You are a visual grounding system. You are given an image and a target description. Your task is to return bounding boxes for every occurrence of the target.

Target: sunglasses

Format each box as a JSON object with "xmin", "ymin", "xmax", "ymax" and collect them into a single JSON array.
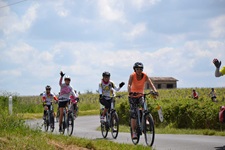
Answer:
[
  {"xmin": 136, "ymin": 68, "xmax": 143, "ymax": 71},
  {"xmin": 46, "ymin": 89, "xmax": 51, "ymax": 90}
]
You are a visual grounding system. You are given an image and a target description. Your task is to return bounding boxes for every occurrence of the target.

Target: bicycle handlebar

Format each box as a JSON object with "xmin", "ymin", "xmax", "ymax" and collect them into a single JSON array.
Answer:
[
  {"xmin": 102, "ymin": 95, "xmax": 124, "ymax": 99},
  {"xmin": 129, "ymin": 91, "xmax": 158, "ymax": 98}
]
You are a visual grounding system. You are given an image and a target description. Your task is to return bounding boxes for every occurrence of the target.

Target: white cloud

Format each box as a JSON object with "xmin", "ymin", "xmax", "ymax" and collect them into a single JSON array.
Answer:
[
  {"xmin": 123, "ymin": 23, "xmax": 147, "ymax": 40},
  {"xmin": 0, "ymin": 69, "xmax": 22, "ymax": 77},
  {"xmin": 210, "ymin": 15, "xmax": 225, "ymax": 38},
  {"xmin": 1, "ymin": 3, "xmax": 39, "ymax": 36},
  {"xmin": 97, "ymin": 0, "xmax": 125, "ymax": 22},
  {"xmin": 53, "ymin": 0, "xmax": 70, "ymax": 17},
  {"xmin": 131, "ymin": 0, "xmax": 161, "ymax": 10}
]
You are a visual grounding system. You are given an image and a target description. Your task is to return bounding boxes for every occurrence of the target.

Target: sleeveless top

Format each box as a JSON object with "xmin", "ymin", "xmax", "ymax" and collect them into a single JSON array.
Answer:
[{"xmin": 130, "ymin": 72, "xmax": 147, "ymax": 93}]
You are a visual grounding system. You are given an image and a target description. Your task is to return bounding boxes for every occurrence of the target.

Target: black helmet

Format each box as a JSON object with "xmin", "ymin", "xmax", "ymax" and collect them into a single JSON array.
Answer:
[
  {"xmin": 45, "ymin": 85, "xmax": 51, "ymax": 90},
  {"xmin": 102, "ymin": 71, "xmax": 110, "ymax": 77},
  {"xmin": 133, "ymin": 62, "xmax": 144, "ymax": 71}
]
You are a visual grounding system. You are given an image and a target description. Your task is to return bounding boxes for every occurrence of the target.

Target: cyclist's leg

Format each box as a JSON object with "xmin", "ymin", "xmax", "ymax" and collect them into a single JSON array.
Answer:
[
  {"xmin": 100, "ymin": 99, "xmax": 110, "ymax": 117},
  {"xmin": 43, "ymin": 104, "xmax": 48, "ymax": 119},
  {"xmin": 139, "ymin": 97, "xmax": 145, "ymax": 120},
  {"xmin": 58, "ymin": 101, "xmax": 67, "ymax": 131},
  {"xmin": 129, "ymin": 97, "xmax": 137, "ymax": 137}
]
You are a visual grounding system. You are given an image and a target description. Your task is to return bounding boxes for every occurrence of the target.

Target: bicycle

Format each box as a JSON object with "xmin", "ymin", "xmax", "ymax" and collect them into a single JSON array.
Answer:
[
  {"xmin": 129, "ymin": 91, "xmax": 158, "ymax": 147},
  {"xmin": 100, "ymin": 95, "xmax": 121, "ymax": 139},
  {"xmin": 59, "ymin": 101, "xmax": 74, "ymax": 136},
  {"xmin": 71, "ymin": 98, "xmax": 79, "ymax": 119},
  {"xmin": 43, "ymin": 101, "xmax": 55, "ymax": 132}
]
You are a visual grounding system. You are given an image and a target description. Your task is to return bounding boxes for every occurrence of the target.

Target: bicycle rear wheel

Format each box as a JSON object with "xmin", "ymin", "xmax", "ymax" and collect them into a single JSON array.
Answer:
[
  {"xmin": 67, "ymin": 112, "xmax": 74, "ymax": 136},
  {"xmin": 130, "ymin": 118, "xmax": 140, "ymax": 145},
  {"xmin": 111, "ymin": 112, "xmax": 119, "ymax": 139},
  {"xmin": 144, "ymin": 113, "xmax": 155, "ymax": 146}
]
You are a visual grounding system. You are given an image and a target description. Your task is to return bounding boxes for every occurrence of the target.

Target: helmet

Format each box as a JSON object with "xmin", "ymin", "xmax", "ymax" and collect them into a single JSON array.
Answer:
[
  {"xmin": 45, "ymin": 85, "xmax": 51, "ymax": 90},
  {"xmin": 64, "ymin": 76, "xmax": 71, "ymax": 81},
  {"xmin": 102, "ymin": 71, "xmax": 110, "ymax": 77},
  {"xmin": 133, "ymin": 62, "xmax": 144, "ymax": 71}
]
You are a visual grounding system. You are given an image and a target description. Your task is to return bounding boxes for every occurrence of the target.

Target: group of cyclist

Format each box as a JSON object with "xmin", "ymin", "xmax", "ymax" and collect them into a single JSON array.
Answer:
[
  {"xmin": 41, "ymin": 62, "xmax": 158, "ymax": 137},
  {"xmin": 99, "ymin": 62, "xmax": 159, "ymax": 139},
  {"xmin": 41, "ymin": 71, "xmax": 79, "ymax": 132},
  {"xmin": 41, "ymin": 58, "xmax": 224, "ymax": 138}
]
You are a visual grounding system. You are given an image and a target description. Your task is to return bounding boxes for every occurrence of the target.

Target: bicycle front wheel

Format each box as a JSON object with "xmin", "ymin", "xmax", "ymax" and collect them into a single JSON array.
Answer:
[
  {"xmin": 100, "ymin": 109, "xmax": 109, "ymax": 138},
  {"xmin": 111, "ymin": 112, "xmax": 119, "ymax": 139},
  {"xmin": 44, "ymin": 119, "xmax": 48, "ymax": 132},
  {"xmin": 50, "ymin": 112, "xmax": 55, "ymax": 132},
  {"xmin": 67, "ymin": 112, "xmax": 74, "ymax": 136},
  {"xmin": 44, "ymin": 112, "xmax": 49, "ymax": 132},
  {"xmin": 130, "ymin": 118, "xmax": 140, "ymax": 145},
  {"xmin": 144, "ymin": 113, "xmax": 155, "ymax": 147}
]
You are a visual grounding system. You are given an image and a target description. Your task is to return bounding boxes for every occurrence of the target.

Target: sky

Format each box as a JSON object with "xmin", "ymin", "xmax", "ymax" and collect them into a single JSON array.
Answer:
[{"xmin": 0, "ymin": 0, "xmax": 225, "ymax": 96}]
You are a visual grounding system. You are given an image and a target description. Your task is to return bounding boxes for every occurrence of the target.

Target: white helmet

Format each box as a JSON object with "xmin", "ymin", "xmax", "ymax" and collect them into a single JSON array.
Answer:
[{"xmin": 64, "ymin": 75, "xmax": 71, "ymax": 81}]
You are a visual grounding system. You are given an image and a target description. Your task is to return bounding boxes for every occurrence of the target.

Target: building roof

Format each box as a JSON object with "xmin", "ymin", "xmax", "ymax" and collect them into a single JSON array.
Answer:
[{"xmin": 150, "ymin": 77, "xmax": 178, "ymax": 81}]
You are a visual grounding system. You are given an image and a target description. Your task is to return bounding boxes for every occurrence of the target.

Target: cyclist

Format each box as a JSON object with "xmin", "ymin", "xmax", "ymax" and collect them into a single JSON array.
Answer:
[
  {"xmin": 70, "ymin": 90, "xmax": 79, "ymax": 117},
  {"xmin": 128, "ymin": 62, "xmax": 158, "ymax": 139},
  {"xmin": 209, "ymin": 88, "xmax": 217, "ymax": 102},
  {"xmin": 213, "ymin": 58, "xmax": 225, "ymax": 77},
  {"xmin": 98, "ymin": 71, "xmax": 125, "ymax": 123},
  {"xmin": 58, "ymin": 71, "xmax": 77, "ymax": 132},
  {"xmin": 42, "ymin": 85, "xmax": 58, "ymax": 120},
  {"xmin": 192, "ymin": 89, "xmax": 199, "ymax": 99}
]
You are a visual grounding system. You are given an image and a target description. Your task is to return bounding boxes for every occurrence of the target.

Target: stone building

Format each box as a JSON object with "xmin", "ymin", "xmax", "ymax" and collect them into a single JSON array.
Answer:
[{"xmin": 145, "ymin": 77, "xmax": 178, "ymax": 89}]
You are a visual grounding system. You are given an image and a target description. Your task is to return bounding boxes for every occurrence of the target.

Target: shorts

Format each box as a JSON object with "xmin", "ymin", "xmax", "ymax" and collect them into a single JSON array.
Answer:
[
  {"xmin": 100, "ymin": 98, "xmax": 111, "ymax": 109},
  {"xmin": 129, "ymin": 96, "xmax": 144, "ymax": 119},
  {"xmin": 58, "ymin": 101, "xmax": 68, "ymax": 108}
]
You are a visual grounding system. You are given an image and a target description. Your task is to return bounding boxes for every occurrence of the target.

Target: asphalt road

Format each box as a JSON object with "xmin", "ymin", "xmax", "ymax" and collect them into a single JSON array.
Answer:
[{"xmin": 26, "ymin": 115, "xmax": 225, "ymax": 150}]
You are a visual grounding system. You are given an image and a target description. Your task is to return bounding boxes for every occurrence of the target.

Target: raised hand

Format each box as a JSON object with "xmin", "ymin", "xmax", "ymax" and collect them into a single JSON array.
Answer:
[
  {"xmin": 60, "ymin": 71, "xmax": 65, "ymax": 77},
  {"xmin": 119, "ymin": 82, "xmax": 125, "ymax": 88},
  {"xmin": 213, "ymin": 58, "xmax": 221, "ymax": 68}
]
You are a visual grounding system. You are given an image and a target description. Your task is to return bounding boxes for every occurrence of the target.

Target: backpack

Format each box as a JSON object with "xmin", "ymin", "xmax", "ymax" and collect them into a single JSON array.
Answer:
[{"xmin": 219, "ymin": 106, "xmax": 225, "ymax": 123}]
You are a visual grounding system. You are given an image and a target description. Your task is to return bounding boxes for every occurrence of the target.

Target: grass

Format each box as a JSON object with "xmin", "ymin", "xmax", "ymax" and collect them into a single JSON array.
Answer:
[
  {"xmin": 0, "ymin": 111, "xmax": 151, "ymax": 150},
  {"xmin": 97, "ymin": 125, "xmax": 225, "ymax": 136}
]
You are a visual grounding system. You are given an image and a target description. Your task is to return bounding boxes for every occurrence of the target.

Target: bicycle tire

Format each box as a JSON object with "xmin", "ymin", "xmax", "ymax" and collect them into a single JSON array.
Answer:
[
  {"xmin": 50, "ymin": 111, "xmax": 55, "ymax": 132},
  {"xmin": 144, "ymin": 113, "xmax": 155, "ymax": 147},
  {"xmin": 67, "ymin": 112, "xmax": 74, "ymax": 136},
  {"xmin": 100, "ymin": 110, "xmax": 108, "ymax": 138},
  {"xmin": 44, "ymin": 119, "xmax": 48, "ymax": 132},
  {"xmin": 44, "ymin": 111, "xmax": 49, "ymax": 132},
  {"xmin": 61, "ymin": 110, "xmax": 66, "ymax": 135},
  {"xmin": 130, "ymin": 118, "xmax": 140, "ymax": 145},
  {"xmin": 111, "ymin": 112, "xmax": 119, "ymax": 139}
]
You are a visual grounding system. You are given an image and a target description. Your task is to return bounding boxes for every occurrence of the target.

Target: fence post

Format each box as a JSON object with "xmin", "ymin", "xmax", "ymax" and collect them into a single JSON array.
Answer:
[{"xmin": 9, "ymin": 96, "xmax": 13, "ymax": 115}]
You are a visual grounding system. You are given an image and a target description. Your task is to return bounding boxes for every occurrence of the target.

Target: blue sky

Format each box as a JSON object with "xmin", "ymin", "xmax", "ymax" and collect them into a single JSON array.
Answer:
[{"xmin": 0, "ymin": 0, "xmax": 225, "ymax": 96}]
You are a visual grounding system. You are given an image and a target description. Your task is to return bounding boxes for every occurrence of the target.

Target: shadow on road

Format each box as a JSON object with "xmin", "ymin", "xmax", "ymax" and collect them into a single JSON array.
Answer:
[{"xmin": 215, "ymin": 145, "xmax": 225, "ymax": 150}]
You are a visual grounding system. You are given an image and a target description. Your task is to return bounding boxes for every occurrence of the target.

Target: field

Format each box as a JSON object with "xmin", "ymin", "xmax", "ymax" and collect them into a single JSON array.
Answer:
[
  {"xmin": 1, "ymin": 87, "xmax": 225, "ymax": 149},
  {"xmin": 2, "ymin": 87, "xmax": 225, "ymax": 131}
]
